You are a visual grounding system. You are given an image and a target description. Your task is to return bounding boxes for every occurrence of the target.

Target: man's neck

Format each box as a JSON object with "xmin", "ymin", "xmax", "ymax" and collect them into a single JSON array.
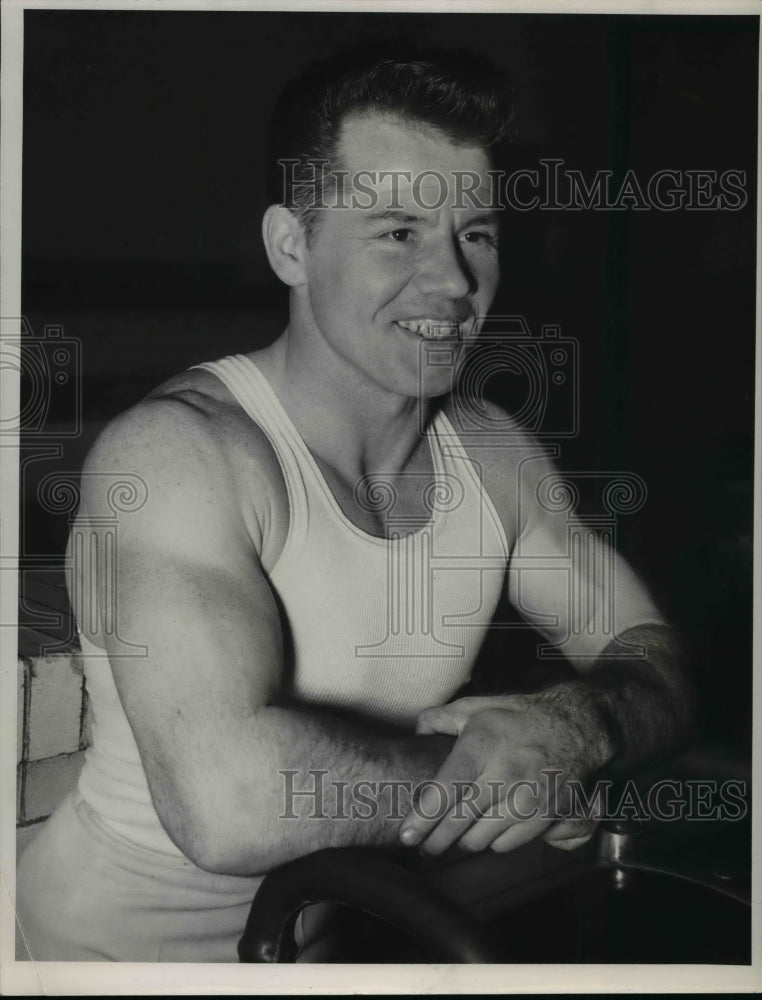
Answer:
[{"xmin": 249, "ymin": 329, "xmax": 439, "ymax": 481}]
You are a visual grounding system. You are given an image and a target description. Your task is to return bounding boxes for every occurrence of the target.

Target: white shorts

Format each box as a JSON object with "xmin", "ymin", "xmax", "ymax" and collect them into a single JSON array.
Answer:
[{"xmin": 15, "ymin": 790, "xmax": 262, "ymax": 962}]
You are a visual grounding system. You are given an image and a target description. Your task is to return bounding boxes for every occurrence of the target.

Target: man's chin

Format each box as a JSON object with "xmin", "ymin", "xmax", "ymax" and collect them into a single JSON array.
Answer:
[{"xmin": 415, "ymin": 373, "xmax": 458, "ymax": 402}]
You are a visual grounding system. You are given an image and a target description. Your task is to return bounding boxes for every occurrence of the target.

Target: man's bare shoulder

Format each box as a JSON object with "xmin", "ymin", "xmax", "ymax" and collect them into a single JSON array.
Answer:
[
  {"xmin": 80, "ymin": 365, "xmax": 287, "ymax": 550},
  {"xmin": 89, "ymin": 365, "xmax": 277, "ymax": 472}
]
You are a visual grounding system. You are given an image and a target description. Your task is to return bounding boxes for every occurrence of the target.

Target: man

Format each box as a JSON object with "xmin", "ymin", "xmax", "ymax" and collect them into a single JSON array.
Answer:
[{"xmin": 16, "ymin": 44, "xmax": 691, "ymax": 962}]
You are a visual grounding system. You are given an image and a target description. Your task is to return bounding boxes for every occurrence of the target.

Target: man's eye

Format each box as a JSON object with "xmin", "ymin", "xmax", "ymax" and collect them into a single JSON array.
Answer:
[
  {"xmin": 383, "ymin": 229, "xmax": 412, "ymax": 242},
  {"xmin": 461, "ymin": 230, "xmax": 498, "ymax": 247}
]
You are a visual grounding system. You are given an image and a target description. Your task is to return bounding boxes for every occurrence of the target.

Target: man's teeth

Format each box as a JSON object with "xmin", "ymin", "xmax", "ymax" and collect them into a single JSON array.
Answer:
[{"xmin": 397, "ymin": 320, "xmax": 460, "ymax": 339}]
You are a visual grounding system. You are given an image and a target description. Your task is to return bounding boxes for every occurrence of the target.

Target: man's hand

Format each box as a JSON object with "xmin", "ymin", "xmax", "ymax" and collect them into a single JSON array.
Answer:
[{"xmin": 399, "ymin": 692, "xmax": 609, "ymax": 855}]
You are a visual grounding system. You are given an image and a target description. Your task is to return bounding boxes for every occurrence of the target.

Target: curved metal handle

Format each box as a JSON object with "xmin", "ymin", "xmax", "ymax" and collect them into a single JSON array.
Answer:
[{"xmin": 238, "ymin": 847, "xmax": 496, "ymax": 963}]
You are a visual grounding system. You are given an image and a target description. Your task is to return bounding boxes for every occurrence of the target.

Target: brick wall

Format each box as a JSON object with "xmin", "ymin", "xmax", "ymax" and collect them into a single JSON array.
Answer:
[{"xmin": 17, "ymin": 651, "xmax": 90, "ymax": 829}]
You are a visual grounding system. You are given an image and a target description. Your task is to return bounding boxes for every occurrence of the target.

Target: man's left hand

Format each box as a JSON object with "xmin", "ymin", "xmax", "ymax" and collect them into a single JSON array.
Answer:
[{"xmin": 399, "ymin": 694, "xmax": 604, "ymax": 855}]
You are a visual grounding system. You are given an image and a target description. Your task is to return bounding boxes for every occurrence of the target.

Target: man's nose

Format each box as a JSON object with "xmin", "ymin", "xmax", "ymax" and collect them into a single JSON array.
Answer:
[{"xmin": 413, "ymin": 236, "xmax": 474, "ymax": 300}]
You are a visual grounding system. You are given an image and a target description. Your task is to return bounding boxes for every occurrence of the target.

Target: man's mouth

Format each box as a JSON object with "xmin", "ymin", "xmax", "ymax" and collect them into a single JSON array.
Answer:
[{"xmin": 395, "ymin": 319, "xmax": 464, "ymax": 340}]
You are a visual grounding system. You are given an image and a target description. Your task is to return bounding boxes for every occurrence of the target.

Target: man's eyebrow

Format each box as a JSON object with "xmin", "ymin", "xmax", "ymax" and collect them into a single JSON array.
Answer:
[
  {"xmin": 362, "ymin": 210, "xmax": 428, "ymax": 225},
  {"xmin": 361, "ymin": 210, "xmax": 500, "ymax": 227},
  {"xmin": 459, "ymin": 211, "xmax": 500, "ymax": 226}
]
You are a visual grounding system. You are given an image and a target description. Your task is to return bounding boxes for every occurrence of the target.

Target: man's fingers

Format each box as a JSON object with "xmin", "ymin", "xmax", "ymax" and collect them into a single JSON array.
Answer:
[
  {"xmin": 456, "ymin": 778, "xmax": 544, "ymax": 853},
  {"xmin": 488, "ymin": 815, "xmax": 552, "ymax": 853},
  {"xmin": 542, "ymin": 818, "xmax": 598, "ymax": 850},
  {"xmin": 415, "ymin": 779, "xmax": 505, "ymax": 855},
  {"xmin": 399, "ymin": 750, "xmax": 479, "ymax": 848},
  {"xmin": 546, "ymin": 835, "xmax": 595, "ymax": 852},
  {"xmin": 406, "ymin": 702, "xmax": 596, "ymax": 858},
  {"xmin": 415, "ymin": 706, "xmax": 459, "ymax": 736},
  {"xmin": 415, "ymin": 697, "xmax": 505, "ymax": 736}
]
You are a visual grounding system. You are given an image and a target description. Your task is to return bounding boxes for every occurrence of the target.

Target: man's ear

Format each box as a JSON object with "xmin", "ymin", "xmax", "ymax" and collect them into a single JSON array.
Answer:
[{"xmin": 261, "ymin": 205, "xmax": 308, "ymax": 287}]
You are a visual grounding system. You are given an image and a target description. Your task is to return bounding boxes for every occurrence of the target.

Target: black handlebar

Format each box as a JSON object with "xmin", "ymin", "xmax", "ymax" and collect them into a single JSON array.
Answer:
[{"xmin": 238, "ymin": 847, "xmax": 496, "ymax": 963}]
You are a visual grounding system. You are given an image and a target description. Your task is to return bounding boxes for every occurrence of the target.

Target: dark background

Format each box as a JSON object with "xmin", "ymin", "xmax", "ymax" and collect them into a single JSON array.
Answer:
[{"xmin": 20, "ymin": 11, "xmax": 757, "ymax": 754}]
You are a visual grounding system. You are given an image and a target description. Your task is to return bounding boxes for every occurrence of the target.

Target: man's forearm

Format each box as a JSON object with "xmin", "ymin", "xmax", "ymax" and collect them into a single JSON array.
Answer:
[
  {"xmin": 394, "ymin": 623, "xmax": 695, "ymax": 855},
  {"xmin": 539, "ymin": 623, "xmax": 695, "ymax": 776},
  {"xmin": 186, "ymin": 704, "xmax": 454, "ymax": 875}
]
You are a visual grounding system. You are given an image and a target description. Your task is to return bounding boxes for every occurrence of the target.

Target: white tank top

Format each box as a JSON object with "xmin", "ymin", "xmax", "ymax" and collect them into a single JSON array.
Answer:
[{"xmin": 77, "ymin": 353, "xmax": 509, "ymax": 855}]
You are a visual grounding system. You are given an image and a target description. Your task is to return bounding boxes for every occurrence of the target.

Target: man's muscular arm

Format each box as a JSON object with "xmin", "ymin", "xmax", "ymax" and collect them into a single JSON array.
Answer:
[
  {"xmin": 398, "ymin": 423, "xmax": 693, "ymax": 854},
  {"xmin": 78, "ymin": 398, "xmax": 451, "ymax": 876},
  {"xmin": 401, "ymin": 622, "xmax": 692, "ymax": 854}
]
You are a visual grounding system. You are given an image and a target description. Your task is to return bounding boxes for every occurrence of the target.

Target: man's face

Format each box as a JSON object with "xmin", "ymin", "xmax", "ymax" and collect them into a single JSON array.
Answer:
[{"xmin": 300, "ymin": 112, "xmax": 500, "ymax": 399}]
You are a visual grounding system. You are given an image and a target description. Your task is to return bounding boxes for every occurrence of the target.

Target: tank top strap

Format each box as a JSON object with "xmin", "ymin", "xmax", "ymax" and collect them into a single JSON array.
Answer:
[
  {"xmin": 192, "ymin": 355, "xmax": 508, "ymax": 560},
  {"xmin": 429, "ymin": 408, "xmax": 511, "ymax": 560},
  {"xmin": 191, "ymin": 354, "xmax": 312, "ymax": 557}
]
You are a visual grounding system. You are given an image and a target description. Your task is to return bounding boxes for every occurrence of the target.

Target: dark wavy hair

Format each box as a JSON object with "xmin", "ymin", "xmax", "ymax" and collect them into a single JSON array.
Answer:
[{"xmin": 267, "ymin": 41, "xmax": 516, "ymax": 240}]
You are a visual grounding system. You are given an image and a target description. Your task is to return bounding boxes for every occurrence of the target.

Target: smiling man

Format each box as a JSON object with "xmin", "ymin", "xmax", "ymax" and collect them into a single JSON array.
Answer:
[{"xmin": 16, "ymin": 44, "xmax": 692, "ymax": 962}]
